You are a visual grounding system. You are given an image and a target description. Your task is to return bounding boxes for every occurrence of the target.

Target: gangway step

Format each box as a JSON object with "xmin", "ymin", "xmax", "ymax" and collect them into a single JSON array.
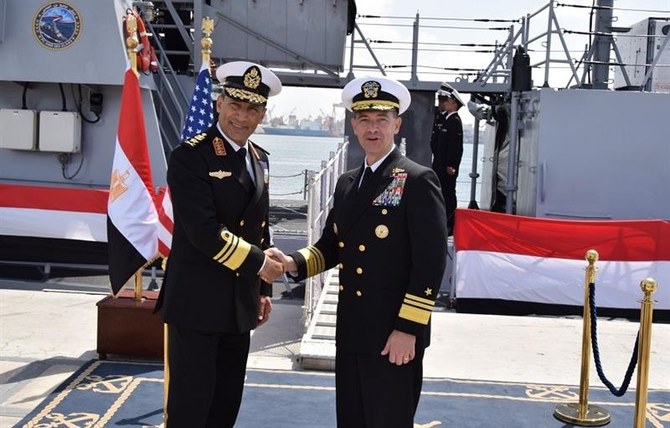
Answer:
[
  {"xmin": 320, "ymin": 304, "xmax": 337, "ymax": 315},
  {"xmin": 316, "ymin": 314, "xmax": 337, "ymax": 327},
  {"xmin": 300, "ymin": 269, "xmax": 339, "ymax": 370},
  {"xmin": 312, "ymin": 325, "xmax": 336, "ymax": 340},
  {"xmin": 323, "ymin": 294, "xmax": 338, "ymax": 304}
]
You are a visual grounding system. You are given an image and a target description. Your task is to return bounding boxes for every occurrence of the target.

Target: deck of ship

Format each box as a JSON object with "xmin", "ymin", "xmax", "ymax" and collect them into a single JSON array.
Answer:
[{"xmin": 1, "ymin": 270, "xmax": 668, "ymax": 426}]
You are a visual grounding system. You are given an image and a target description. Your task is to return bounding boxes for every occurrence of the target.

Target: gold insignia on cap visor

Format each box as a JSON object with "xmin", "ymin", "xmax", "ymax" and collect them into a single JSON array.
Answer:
[{"xmin": 224, "ymin": 88, "xmax": 268, "ymax": 105}]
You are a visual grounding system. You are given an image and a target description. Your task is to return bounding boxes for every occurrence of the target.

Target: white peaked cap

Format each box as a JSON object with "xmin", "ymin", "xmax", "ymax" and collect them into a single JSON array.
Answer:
[
  {"xmin": 342, "ymin": 76, "xmax": 411, "ymax": 115},
  {"xmin": 216, "ymin": 61, "xmax": 282, "ymax": 105}
]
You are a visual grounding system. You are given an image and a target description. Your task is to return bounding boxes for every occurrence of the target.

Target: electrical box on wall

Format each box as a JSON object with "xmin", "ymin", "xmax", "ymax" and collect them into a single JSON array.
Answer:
[
  {"xmin": 38, "ymin": 111, "xmax": 82, "ymax": 153},
  {"xmin": 0, "ymin": 109, "xmax": 37, "ymax": 150}
]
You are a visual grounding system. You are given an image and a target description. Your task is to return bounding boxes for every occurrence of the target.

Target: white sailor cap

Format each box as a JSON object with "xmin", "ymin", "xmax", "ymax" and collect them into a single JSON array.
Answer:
[
  {"xmin": 216, "ymin": 61, "xmax": 282, "ymax": 105},
  {"xmin": 436, "ymin": 82, "xmax": 464, "ymax": 108},
  {"xmin": 342, "ymin": 76, "xmax": 411, "ymax": 115}
]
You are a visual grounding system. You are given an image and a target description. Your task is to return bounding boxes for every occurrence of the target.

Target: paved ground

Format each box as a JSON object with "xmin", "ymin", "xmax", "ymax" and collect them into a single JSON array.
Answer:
[{"xmin": 1, "ymin": 273, "xmax": 668, "ymax": 427}]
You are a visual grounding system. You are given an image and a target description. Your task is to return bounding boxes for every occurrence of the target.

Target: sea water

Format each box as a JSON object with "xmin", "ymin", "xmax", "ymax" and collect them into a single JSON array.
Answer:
[{"xmin": 252, "ymin": 133, "xmax": 483, "ymax": 206}]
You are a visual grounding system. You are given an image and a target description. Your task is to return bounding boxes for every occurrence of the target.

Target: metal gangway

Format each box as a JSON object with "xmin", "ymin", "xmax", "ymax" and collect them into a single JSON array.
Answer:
[{"xmin": 292, "ymin": 139, "xmax": 349, "ymax": 370}]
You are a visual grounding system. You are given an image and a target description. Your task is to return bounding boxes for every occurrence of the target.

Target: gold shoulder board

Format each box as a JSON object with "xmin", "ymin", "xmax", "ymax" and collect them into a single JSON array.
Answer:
[{"xmin": 183, "ymin": 132, "xmax": 208, "ymax": 149}]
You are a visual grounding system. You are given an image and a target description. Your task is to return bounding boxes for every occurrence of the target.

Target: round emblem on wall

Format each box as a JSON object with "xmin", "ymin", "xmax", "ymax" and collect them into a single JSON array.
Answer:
[{"xmin": 33, "ymin": 2, "xmax": 82, "ymax": 50}]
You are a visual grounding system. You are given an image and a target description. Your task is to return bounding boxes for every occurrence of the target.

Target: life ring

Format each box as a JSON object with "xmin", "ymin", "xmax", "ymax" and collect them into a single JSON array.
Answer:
[{"xmin": 123, "ymin": 9, "xmax": 158, "ymax": 73}]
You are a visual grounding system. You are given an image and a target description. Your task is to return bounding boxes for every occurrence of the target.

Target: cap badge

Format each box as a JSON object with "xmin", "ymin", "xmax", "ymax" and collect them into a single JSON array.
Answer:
[
  {"xmin": 361, "ymin": 81, "xmax": 380, "ymax": 99},
  {"xmin": 243, "ymin": 66, "xmax": 261, "ymax": 90}
]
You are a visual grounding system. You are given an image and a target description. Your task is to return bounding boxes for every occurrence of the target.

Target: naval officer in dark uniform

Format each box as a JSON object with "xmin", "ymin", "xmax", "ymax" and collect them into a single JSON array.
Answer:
[
  {"xmin": 430, "ymin": 82, "xmax": 465, "ymax": 236},
  {"xmin": 268, "ymin": 77, "xmax": 448, "ymax": 427},
  {"xmin": 156, "ymin": 61, "xmax": 285, "ymax": 428}
]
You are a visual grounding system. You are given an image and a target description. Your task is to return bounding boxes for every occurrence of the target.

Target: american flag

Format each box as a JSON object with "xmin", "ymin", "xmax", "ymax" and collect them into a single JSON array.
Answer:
[
  {"xmin": 159, "ymin": 63, "xmax": 215, "ymax": 257},
  {"xmin": 180, "ymin": 63, "xmax": 214, "ymax": 140}
]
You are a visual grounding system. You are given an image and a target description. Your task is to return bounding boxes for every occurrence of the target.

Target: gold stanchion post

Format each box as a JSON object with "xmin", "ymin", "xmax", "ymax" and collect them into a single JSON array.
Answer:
[
  {"xmin": 633, "ymin": 278, "xmax": 657, "ymax": 427},
  {"xmin": 554, "ymin": 249, "xmax": 611, "ymax": 426}
]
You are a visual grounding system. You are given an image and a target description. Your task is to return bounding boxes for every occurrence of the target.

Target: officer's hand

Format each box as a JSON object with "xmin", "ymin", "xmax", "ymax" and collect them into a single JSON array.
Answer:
[
  {"xmin": 380, "ymin": 330, "xmax": 416, "ymax": 366},
  {"xmin": 265, "ymin": 247, "xmax": 297, "ymax": 273},
  {"xmin": 259, "ymin": 255, "xmax": 284, "ymax": 283},
  {"xmin": 257, "ymin": 295, "xmax": 272, "ymax": 327}
]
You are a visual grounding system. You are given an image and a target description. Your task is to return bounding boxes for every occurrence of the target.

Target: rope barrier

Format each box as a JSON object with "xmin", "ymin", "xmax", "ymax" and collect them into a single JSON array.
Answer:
[
  {"xmin": 588, "ymin": 282, "xmax": 640, "ymax": 397},
  {"xmin": 270, "ymin": 172, "xmax": 305, "ymax": 179},
  {"xmin": 271, "ymin": 190, "xmax": 304, "ymax": 196}
]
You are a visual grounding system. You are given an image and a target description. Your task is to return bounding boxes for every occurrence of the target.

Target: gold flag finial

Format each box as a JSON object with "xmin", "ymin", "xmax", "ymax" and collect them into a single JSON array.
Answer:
[
  {"xmin": 201, "ymin": 17, "xmax": 214, "ymax": 67},
  {"xmin": 125, "ymin": 12, "xmax": 139, "ymax": 75}
]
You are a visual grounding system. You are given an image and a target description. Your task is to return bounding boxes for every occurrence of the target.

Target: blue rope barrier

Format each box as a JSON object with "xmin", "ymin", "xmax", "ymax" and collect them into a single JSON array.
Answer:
[{"xmin": 588, "ymin": 282, "xmax": 639, "ymax": 397}]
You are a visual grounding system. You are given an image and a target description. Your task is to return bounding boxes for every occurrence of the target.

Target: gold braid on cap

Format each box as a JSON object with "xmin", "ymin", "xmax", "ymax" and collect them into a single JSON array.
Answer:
[
  {"xmin": 224, "ymin": 87, "xmax": 268, "ymax": 104},
  {"xmin": 351, "ymin": 100, "xmax": 399, "ymax": 111}
]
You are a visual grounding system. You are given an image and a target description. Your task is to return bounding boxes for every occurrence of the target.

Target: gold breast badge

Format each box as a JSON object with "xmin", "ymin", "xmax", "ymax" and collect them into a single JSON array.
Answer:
[{"xmin": 209, "ymin": 170, "xmax": 232, "ymax": 179}]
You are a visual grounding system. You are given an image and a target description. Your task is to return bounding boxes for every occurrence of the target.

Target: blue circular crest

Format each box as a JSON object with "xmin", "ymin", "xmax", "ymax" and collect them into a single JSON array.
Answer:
[{"xmin": 33, "ymin": 2, "xmax": 82, "ymax": 50}]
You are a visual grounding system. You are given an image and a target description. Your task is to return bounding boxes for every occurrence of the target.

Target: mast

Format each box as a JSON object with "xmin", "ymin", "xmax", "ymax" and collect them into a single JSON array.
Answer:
[{"xmin": 592, "ymin": 0, "xmax": 614, "ymax": 88}]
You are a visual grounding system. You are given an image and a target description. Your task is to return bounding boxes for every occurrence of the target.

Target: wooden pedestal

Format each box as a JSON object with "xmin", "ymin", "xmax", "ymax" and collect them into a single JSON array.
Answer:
[{"xmin": 96, "ymin": 290, "xmax": 164, "ymax": 359}]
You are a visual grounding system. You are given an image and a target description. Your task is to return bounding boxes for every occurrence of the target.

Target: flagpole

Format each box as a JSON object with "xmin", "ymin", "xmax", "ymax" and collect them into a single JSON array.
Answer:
[
  {"xmin": 127, "ymin": 12, "xmax": 142, "ymax": 301},
  {"xmin": 134, "ymin": 271, "xmax": 143, "ymax": 301}
]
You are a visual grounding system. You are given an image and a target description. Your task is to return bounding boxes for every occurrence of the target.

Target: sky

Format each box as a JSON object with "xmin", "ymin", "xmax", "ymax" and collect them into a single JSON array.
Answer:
[{"xmin": 270, "ymin": 0, "xmax": 669, "ymax": 125}]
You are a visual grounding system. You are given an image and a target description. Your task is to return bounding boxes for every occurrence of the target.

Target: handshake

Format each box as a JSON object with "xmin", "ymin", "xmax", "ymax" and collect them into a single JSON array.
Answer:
[{"xmin": 258, "ymin": 247, "xmax": 297, "ymax": 283}]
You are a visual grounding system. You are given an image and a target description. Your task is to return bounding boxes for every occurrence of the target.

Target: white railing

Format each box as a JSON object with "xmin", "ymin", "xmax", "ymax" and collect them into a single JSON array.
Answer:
[{"xmin": 303, "ymin": 138, "xmax": 349, "ymax": 324}]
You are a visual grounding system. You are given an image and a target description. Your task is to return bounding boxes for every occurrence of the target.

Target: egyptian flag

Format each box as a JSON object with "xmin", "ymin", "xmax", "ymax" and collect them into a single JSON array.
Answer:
[
  {"xmin": 454, "ymin": 209, "xmax": 670, "ymax": 313},
  {"xmin": 107, "ymin": 69, "xmax": 159, "ymax": 295}
]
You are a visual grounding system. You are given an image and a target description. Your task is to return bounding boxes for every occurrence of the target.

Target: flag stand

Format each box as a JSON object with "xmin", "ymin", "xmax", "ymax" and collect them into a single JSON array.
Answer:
[
  {"xmin": 96, "ymin": 288, "xmax": 163, "ymax": 359},
  {"xmin": 97, "ymin": 265, "xmax": 163, "ymax": 359}
]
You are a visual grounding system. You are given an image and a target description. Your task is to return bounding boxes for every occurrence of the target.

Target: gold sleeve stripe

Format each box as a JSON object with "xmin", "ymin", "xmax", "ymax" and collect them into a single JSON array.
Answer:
[
  {"xmin": 405, "ymin": 293, "xmax": 435, "ymax": 306},
  {"xmin": 309, "ymin": 246, "xmax": 325, "ymax": 273},
  {"xmin": 300, "ymin": 247, "xmax": 318, "ymax": 276},
  {"xmin": 298, "ymin": 246, "xmax": 325, "ymax": 277},
  {"xmin": 403, "ymin": 297, "xmax": 433, "ymax": 311},
  {"xmin": 214, "ymin": 230, "xmax": 252, "ymax": 270},
  {"xmin": 214, "ymin": 232, "xmax": 236, "ymax": 261},
  {"xmin": 399, "ymin": 304, "xmax": 431, "ymax": 325},
  {"xmin": 223, "ymin": 238, "xmax": 251, "ymax": 270}
]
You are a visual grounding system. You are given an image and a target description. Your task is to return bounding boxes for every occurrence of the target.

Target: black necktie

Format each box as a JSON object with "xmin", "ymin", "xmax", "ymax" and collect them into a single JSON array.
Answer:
[
  {"xmin": 358, "ymin": 166, "xmax": 372, "ymax": 192},
  {"xmin": 237, "ymin": 148, "xmax": 254, "ymax": 192}
]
